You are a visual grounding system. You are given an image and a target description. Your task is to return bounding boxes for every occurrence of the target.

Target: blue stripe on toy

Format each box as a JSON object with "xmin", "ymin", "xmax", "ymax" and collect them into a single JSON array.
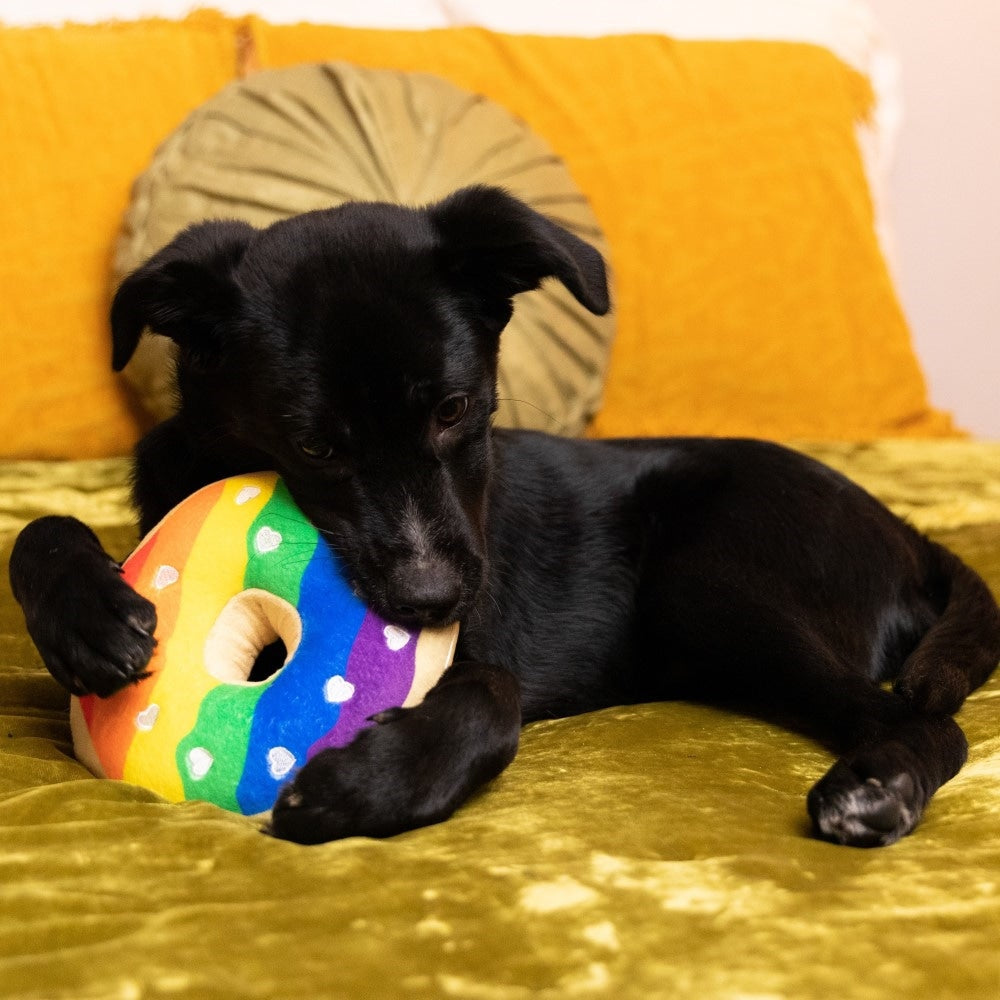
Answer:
[
  {"xmin": 235, "ymin": 539, "xmax": 367, "ymax": 814},
  {"xmin": 307, "ymin": 611, "xmax": 416, "ymax": 756}
]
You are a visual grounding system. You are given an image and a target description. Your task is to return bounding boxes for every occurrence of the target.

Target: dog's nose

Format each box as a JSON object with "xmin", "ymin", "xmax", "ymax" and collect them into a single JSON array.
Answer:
[{"xmin": 386, "ymin": 559, "xmax": 463, "ymax": 625}]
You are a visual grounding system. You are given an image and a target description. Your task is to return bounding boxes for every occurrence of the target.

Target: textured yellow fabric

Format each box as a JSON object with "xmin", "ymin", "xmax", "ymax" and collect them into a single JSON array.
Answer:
[
  {"xmin": 249, "ymin": 23, "xmax": 957, "ymax": 440},
  {"xmin": 0, "ymin": 14, "xmax": 240, "ymax": 459},
  {"xmin": 0, "ymin": 442, "xmax": 997, "ymax": 998}
]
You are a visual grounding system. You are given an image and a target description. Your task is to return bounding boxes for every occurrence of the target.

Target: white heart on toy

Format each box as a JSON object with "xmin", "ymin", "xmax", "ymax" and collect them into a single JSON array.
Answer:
[
  {"xmin": 186, "ymin": 747, "xmax": 214, "ymax": 780},
  {"xmin": 383, "ymin": 625, "xmax": 411, "ymax": 652},
  {"xmin": 255, "ymin": 526, "xmax": 283, "ymax": 554},
  {"xmin": 135, "ymin": 703, "xmax": 159, "ymax": 731},
  {"xmin": 324, "ymin": 676, "xmax": 355, "ymax": 704},
  {"xmin": 153, "ymin": 565, "xmax": 179, "ymax": 590},
  {"xmin": 267, "ymin": 746, "xmax": 296, "ymax": 780},
  {"xmin": 235, "ymin": 486, "xmax": 261, "ymax": 506}
]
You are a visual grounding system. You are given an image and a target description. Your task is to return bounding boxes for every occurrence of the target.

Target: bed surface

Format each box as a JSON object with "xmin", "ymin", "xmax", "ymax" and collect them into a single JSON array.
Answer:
[{"xmin": 1, "ymin": 441, "xmax": 998, "ymax": 999}]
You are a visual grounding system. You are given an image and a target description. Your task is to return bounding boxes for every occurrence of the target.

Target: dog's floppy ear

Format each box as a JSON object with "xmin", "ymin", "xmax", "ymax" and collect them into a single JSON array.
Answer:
[
  {"xmin": 110, "ymin": 220, "xmax": 255, "ymax": 371},
  {"xmin": 429, "ymin": 186, "xmax": 610, "ymax": 333}
]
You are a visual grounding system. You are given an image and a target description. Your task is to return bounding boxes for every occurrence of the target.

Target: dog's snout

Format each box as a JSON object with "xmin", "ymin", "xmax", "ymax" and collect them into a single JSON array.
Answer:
[{"xmin": 386, "ymin": 558, "xmax": 463, "ymax": 625}]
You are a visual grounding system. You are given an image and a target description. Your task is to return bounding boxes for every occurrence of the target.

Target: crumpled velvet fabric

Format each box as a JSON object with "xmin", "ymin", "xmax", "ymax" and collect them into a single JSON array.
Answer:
[{"xmin": 1, "ymin": 442, "xmax": 997, "ymax": 999}]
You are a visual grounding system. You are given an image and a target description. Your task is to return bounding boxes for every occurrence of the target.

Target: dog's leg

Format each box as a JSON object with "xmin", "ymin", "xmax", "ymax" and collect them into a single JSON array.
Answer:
[
  {"xmin": 638, "ymin": 580, "xmax": 986, "ymax": 848},
  {"xmin": 268, "ymin": 661, "xmax": 521, "ymax": 843},
  {"xmin": 778, "ymin": 663, "xmax": 970, "ymax": 847},
  {"xmin": 808, "ymin": 544, "xmax": 1000, "ymax": 847},
  {"xmin": 721, "ymin": 638, "xmax": 972, "ymax": 848},
  {"xmin": 807, "ymin": 704, "xmax": 969, "ymax": 848},
  {"xmin": 749, "ymin": 640, "xmax": 974, "ymax": 847},
  {"xmin": 792, "ymin": 666, "xmax": 972, "ymax": 847},
  {"xmin": 9, "ymin": 515, "xmax": 157, "ymax": 696},
  {"xmin": 713, "ymin": 630, "xmax": 975, "ymax": 847}
]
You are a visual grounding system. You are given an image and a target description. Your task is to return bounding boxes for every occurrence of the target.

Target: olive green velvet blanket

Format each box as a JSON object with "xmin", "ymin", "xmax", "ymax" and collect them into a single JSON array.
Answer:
[{"xmin": 1, "ymin": 442, "xmax": 998, "ymax": 1000}]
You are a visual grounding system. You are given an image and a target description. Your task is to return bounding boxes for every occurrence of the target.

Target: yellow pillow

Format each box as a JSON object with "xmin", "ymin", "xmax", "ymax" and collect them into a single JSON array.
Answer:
[
  {"xmin": 0, "ymin": 13, "xmax": 239, "ymax": 459},
  {"xmin": 249, "ymin": 21, "xmax": 956, "ymax": 440}
]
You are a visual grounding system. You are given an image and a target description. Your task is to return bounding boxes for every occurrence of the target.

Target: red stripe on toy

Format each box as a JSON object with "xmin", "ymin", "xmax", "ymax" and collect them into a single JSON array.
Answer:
[{"xmin": 122, "ymin": 528, "xmax": 158, "ymax": 588}]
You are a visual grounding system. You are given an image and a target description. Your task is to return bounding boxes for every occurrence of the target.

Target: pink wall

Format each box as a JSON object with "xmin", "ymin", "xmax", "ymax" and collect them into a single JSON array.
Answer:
[{"xmin": 868, "ymin": 0, "xmax": 1000, "ymax": 438}]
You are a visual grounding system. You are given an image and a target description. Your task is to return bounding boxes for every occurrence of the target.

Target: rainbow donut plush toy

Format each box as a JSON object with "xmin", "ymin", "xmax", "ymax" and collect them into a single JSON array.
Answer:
[{"xmin": 70, "ymin": 473, "xmax": 458, "ymax": 816}]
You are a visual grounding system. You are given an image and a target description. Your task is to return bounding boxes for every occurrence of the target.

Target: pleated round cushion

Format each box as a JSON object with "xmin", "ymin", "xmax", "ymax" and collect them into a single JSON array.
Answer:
[{"xmin": 113, "ymin": 61, "xmax": 615, "ymax": 436}]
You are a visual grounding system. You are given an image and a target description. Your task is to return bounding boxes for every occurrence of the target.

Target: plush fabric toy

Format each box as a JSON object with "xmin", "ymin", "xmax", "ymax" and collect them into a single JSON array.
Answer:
[{"xmin": 70, "ymin": 473, "xmax": 458, "ymax": 815}]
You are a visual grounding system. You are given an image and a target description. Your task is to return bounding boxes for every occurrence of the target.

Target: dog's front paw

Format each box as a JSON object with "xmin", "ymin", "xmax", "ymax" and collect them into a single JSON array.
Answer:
[
  {"xmin": 27, "ymin": 554, "xmax": 157, "ymax": 698},
  {"xmin": 268, "ymin": 763, "xmax": 359, "ymax": 845},
  {"xmin": 11, "ymin": 515, "xmax": 158, "ymax": 697},
  {"xmin": 267, "ymin": 711, "xmax": 435, "ymax": 844},
  {"xmin": 807, "ymin": 753, "xmax": 927, "ymax": 848},
  {"xmin": 268, "ymin": 662, "xmax": 521, "ymax": 844}
]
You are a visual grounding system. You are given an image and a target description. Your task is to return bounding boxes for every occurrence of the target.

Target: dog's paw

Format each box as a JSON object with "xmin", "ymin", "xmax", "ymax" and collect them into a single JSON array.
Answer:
[
  {"xmin": 267, "ymin": 716, "xmax": 429, "ymax": 845},
  {"xmin": 807, "ymin": 756, "xmax": 926, "ymax": 848},
  {"xmin": 28, "ymin": 557, "xmax": 157, "ymax": 698},
  {"xmin": 267, "ymin": 768, "xmax": 358, "ymax": 845},
  {"xmin": 267, "ymin": 661, "xmax": 521, "ymax": 845}
]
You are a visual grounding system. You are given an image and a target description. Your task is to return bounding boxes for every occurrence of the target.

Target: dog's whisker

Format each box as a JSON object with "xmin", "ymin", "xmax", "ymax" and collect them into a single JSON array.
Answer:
[{"xmin": 495, "ymin": 396, "xmax": 563, "ymax": 429}]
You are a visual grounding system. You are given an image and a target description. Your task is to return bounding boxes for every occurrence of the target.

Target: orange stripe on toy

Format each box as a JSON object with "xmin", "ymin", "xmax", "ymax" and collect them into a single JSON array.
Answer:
[
  {"xmin": 87, "ymin": 480, "xmax": 228, "ymax": 780},
  {"xmin": 122, "ymin": 475, "xmax": 276, "ymax": 799}
]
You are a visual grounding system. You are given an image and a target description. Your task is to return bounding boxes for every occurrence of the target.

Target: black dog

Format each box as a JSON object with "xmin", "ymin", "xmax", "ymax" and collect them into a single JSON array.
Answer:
[{"xmin": 10, "ymin": 186, "xmax": 1000, "ymax": 847}]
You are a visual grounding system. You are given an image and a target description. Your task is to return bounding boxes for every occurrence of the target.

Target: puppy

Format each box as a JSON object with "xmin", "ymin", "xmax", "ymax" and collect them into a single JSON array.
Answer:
[{"xmin": 10, "ymin": 186, "xmax": 1000, "ymax": 847}]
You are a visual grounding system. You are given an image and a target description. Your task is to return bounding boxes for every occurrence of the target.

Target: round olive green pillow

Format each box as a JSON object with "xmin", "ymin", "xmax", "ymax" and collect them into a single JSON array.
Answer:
[{"xmin": 113, "ymin": 61, "xmax": 615, "ymax": 435}]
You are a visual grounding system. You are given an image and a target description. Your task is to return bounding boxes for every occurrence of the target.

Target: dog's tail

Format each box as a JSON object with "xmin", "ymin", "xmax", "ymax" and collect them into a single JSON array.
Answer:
[{"xmin": 895, "ymin": 541, "xmax": 1000, "ymax": 715}]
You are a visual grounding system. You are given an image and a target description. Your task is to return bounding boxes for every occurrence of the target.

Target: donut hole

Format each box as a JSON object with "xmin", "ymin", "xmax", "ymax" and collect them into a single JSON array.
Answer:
[
  {"xmin": 203, "ymin": 589, "xmax": 303, "ymax": 686},
  {"xmin": 248, "ymin": 639, "xmax": 288, "ymax": 683}
]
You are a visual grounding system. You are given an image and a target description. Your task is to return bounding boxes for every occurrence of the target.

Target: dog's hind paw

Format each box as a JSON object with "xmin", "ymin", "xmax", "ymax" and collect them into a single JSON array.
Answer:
[{"xmin": 806, "ymin": 756, "xmax": 925, "ymax": 848}]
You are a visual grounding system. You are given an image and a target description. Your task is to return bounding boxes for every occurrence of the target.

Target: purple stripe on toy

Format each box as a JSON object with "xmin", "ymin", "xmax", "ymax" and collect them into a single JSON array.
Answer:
[{"xmin": 306, "ymin": 613, "xmax": 417, "ymax": 756}]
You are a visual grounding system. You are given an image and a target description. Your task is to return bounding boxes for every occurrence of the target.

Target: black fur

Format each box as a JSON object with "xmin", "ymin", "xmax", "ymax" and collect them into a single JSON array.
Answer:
[{"xmin": 10, "ymin": 186, "xmax": 1000, "ymax": 847}]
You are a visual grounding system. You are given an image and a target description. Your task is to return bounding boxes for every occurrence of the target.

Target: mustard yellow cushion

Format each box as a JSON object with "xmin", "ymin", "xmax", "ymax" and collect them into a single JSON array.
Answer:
[
  {"xmin": 0, "ymin": 14, "xmax": 240, "ymax": 459},
  {"xmin": 248, "ymin": 22, "xmax": 957, "ymax": 440},
  {"xmin": 112, "ymin": 61, "xmax": 614, "ymax": 436}
]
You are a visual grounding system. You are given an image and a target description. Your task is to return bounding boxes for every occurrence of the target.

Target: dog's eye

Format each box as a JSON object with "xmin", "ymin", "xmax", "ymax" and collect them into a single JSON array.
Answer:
[
  {"xmin": 435, "ymin": 394, "xmax": 469, "ymax": 429},
  {"xmin": 296, "ymin": 438, "xmax": 335, "ymax": 461}
]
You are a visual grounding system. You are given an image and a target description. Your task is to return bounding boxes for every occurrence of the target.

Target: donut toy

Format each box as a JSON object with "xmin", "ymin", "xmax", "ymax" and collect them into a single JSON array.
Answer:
[{"xmin": 70, "ymin": 473, "xmax": 459, "ymax": 816}]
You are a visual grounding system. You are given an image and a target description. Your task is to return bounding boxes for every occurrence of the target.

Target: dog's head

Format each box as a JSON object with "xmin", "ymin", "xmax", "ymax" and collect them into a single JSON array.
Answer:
[{"xmin": 111, "ymin": 186, "xmax": 609, "ymax": 626}]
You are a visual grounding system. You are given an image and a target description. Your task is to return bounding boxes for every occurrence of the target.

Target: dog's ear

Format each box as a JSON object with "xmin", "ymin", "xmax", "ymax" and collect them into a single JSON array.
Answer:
[
  {"xmin": 429, "ymin": 186, "xmax": 610, "ymax": 334},
  {"xmin": 110, "ymin": 220, "xmax": 255, "ymax": 371}
]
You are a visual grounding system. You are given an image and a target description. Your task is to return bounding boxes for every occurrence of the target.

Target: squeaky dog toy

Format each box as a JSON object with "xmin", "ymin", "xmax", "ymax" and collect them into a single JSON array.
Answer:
[{"xmin": 71, "ymin": 473, "xmax": 459, "ymax": 815}]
